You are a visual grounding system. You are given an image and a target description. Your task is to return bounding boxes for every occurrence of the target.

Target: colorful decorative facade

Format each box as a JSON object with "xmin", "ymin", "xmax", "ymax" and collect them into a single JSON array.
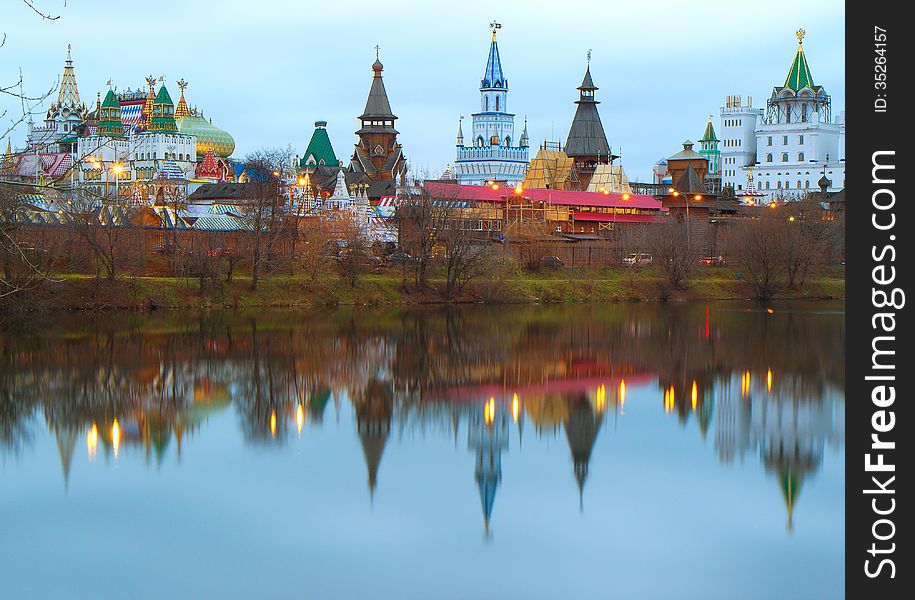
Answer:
[
  {"xmin": 8, "ymin": 47, "xmax": 236, "ymax": 203},
  {"xmin": 453, "ymin": 24, "xmax": 529, "ymax": 186}
]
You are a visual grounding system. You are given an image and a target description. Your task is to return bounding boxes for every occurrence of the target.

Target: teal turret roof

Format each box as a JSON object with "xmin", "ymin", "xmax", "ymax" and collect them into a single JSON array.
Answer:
[
  {"xmin": 783, "ymin": 30, "xmax": 815, "ymax": 92},
  {"xmin": 700, "ymin": 117, "xmax": 718, "ymax": 142},
  {"xmin": 155, "ymin": 85, "xmax": 174, "ymax": 106},
  {"xmin": 481, "ymin": 27, "xmax": 506, "ymax": 90},
  {"xmin": 300, "ymin": 121, "xmax": 338, "ymax": 169}
]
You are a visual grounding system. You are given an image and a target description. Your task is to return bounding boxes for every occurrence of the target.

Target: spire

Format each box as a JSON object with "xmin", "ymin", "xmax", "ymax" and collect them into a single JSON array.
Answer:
[
  {"xmin": 149, "ymin": 84, "xmax": 178, "ymax": 133},
  {"xmin": 175, "ymin": 79, "xmax": 190, "ymax": 118},
  {"xmin": 700, "ymin": 115, "xmax": 718, "ymax": 142},
  {"xmin": 57, "ymin": 44, "xmax": 83, "ymax": 109},
  {"xmin": 360, "ymin": 50, "xmax": 396, "ymax": 120},
  {"xmin": 456, "ymin": 115, "xmax": 464, "ymax": 146},
  {"xmin": 142, "ymin": 75, "xmax": 157, "ymax": 129},
  {"xmin": 481, "ymin": 22, "xmax": 506, "ymax": 90},
  {"xmin": 565, "ymin": 62, "xmax": 611, "ymax": 160},
  {"xmin": 2, "ymin": 138, "xmax": 14, "ymax": 175},
  {"xmin": 97, "ymin": 89, "xmax": 124, "ymax": 137},
  {"xmin": 519, "ymin": 115, "xmax": 529, "ymax": 147},
  {"xmin": 329, "ymin": 169, "xmax": 350, "ymax": 202},
  {"xmin": 564, "ymin": 397, "xmax": 604, "ymax": 509},
  {"xmin": 783, "ymin": 29, "xmax": 815, "ymax": 91},
  {"xmin": 52, "ymin": 424, "xmax": 78, "ymax": 491}
]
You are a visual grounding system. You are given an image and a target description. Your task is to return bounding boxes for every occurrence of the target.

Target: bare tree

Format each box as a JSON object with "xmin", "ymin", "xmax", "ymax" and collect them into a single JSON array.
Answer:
[
  {"xmin": 64, "ymin": 188, "xmax": 139, "ymax": 282},
  {"xmin": 779, "ymin": 196, "xmax": 843, "ymax": 288},
  {"xmin": 723, "ymin": 215, "xmax": 785, "ymax": 301},
  {"xmin": 238, "ymin": 148, "xmax": 293, "ymax": 289},
  {"xmin": 334, "ymin": 211, "xmax": 371, "ymax": 288},
  {"xmin": 179, "ymin": 231, "xmax": 225, "ymax": 294},
  {"xmin": 295, "ymin": 213, "xmax": 330, "ymax": 285},
  {"xmin": 394, "ymin": 189, "xmax": 440, "ymax": 291},
  {"xmin": 646, "ymin": 218, "xmax": 702, "ymax": 290},
  {"xmin": 436, "ymin": 213, "xmax": 492, "ymax": 301},
  {"xmin": 0, "ymin": 2, "xmax": 63, "ymax": 300}
]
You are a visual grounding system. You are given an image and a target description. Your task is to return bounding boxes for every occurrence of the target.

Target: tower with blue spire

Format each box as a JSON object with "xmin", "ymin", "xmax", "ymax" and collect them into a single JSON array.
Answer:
[{"xmin": 453, "ymin": 22, "xmax": 529, "ymax": 186}]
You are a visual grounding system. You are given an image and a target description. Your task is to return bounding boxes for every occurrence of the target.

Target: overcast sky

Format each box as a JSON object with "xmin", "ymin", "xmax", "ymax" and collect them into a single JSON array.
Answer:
[{"xmin": 2, "ymin": 0, "xmax": 845, "ymax": 180}]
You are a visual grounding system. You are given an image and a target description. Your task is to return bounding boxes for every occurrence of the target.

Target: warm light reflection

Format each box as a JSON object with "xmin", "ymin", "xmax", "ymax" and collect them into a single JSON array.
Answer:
[
  {"xmin": 87, "ymin": 422, "xmax": 98, "ymax": 460},
  {"xmin": 741, "ymin": 371, "xmax": 751, "ymax": 397},
  {"xmin": 514, "ymin": 186, "xmax": 523, "ymax": 195},
  {"xmin": 767, "ymin": 368, "xmax": 773, "ymax": 393},
  {"xmin": 596, "ymin": 384, "xmax": 606, "ymax": 412},
  {"xmin": 111, "ymin": 419, "xmax": 121, "ymax": 459},
  {"xmin": 766, "ymin": 307, "xmax": 775, "ymax": 314},
  {"xmin": 270, "ymin": 410, "xmax": 277, "ymax": 437},
  {"xmin": 664, "ymin": 386, "xmax": 675, "ymax": 413},
  {"xmin": 295, "ymin": 403, "xmax": 305, "ymax": 435},
  {"xmin": 484, "ymin": 397, "xmax": 495, "ymax": 426},
  {"xmin": 691, "ymin": 380, "xmax": 698, "ymax": 411},
  {"xmin": 618, "ymin": 379, "xmax": 627, "ymax": 413},
  {"xmin": 511, "ymin": 393, "xmax": 520, "ymax": 422}
]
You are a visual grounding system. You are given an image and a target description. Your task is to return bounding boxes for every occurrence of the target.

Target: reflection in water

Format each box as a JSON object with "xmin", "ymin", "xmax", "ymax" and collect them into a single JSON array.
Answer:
[{"xmin": 1, "ymin": 303, "xmax": 844, "ymax": 540}]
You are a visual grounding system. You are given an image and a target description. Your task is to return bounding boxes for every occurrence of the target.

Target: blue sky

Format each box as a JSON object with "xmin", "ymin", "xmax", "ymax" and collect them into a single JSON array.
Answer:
[{"xmin": 2, "ymin": 0, "xmax": 845, "ymax": 180}]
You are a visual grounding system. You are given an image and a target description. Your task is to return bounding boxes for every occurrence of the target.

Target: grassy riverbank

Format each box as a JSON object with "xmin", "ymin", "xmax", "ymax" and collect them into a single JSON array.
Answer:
[{"xmin": 10, "ymin": 266, "xmax": 845, "ymax": 311}]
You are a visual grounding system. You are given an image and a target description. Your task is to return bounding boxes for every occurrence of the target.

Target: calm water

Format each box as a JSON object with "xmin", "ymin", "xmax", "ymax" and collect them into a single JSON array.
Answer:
[{"xmin": 1, "ymin": 303, "xmax": 844, "ymax": 599}]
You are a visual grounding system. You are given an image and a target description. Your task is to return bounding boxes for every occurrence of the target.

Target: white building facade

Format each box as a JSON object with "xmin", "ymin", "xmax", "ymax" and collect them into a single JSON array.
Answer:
[
  {"xmin": 720, "ymin": 31, "xmax": 845, "ymax": 200},
  {"xmin": 453, "ymin": 24, "xmax": 529, "ymax": 186}
]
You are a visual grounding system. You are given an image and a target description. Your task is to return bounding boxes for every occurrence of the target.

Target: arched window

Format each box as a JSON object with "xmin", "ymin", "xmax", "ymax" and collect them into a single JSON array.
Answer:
[
  {"xmin": 798, "ymin": 152, "xmax": 805, "ymax": 162},
  {"xmin": 797, "ymin": 180, "xmax": 802, "ymax": 189},
  {"xmin": 785, "ymin": 107, "xmax": 791, "ymax": 123},
  {"xmin": 766, "ymin": 153, "xmax": 773, "ymax": 163},
  {"xmin": 505, "ymin": 136, "xmax": 511, "ymax": 146},
  {"xmin": 801, "ymin": 104, "xmax": 808, "ymax": 122},
  {"xmin": 477, "ymin": 136, "xmax": 484, "ymax": 147},
  {"xmin": 765, "ymin": 181, "xmax": 770, "ymax": 190},
  {"xmin": 781, "ymin": 153, "xmax": 789, "ymax": 162},
  {"xmin": 484, "ymin": 96, "xmax": 489, "ymax": 111},
  {"xmin": 777, "ymin": 181, "xmax": 782, "ymax": 189},
  {"xmin": 805, "ymin": 180, "xmax": 810, "ymax": 188},
  {"xmin": 495, "ymin": 96, "xmax": 500, "ymax": 112}
]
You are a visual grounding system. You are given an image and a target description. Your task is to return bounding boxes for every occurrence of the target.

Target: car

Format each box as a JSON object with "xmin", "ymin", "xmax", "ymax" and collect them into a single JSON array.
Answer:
[
  {"xmin": 699, "ymin": 256, "xmax": 726, "ymax": 266},
  {"xmin": 539, "ymin": 255, "xmax": 565, "ymax": 269},
  {"xmin": 385, "ymin": 252, "xmax": 414, "ymax": 265},
  {"xmin": 623, "ymin": 253, "xmax": 653, "ymax": 266}
]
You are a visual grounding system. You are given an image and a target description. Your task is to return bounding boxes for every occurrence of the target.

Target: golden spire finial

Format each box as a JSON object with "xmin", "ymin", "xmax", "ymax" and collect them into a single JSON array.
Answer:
[
  {"xmin": 796, "ymin": 28, "xmax": 806, "ymax": 44},
  {"xmin": 490, "ymin": 20, "xmax": 501, "ymax": 41}
]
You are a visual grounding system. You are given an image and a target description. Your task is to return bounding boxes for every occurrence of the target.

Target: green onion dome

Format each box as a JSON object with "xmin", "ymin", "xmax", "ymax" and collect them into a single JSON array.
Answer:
[{"xmin": 177, "ymin": 112, "xmax": 235, "ymax": 159}]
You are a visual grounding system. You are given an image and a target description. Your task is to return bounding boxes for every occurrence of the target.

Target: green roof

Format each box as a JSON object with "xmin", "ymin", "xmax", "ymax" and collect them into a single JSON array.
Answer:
[
  {"xmin": 299, "ymin": 122, "xmax": 338, "ymax": 168},
  {"xmin": 699, "ymin": 118, "xmax": 718, "ymax": 142},
  {"xmin": 784, "ymin": 43, "xmax": 815, "ymax": 92},
  {"xmin": 101, "ymin": 89, "xmax": 120, "ymax": 109},
  {"xmin": 155, "ymin": 85, "xmax": 174, "ymax": 106}
]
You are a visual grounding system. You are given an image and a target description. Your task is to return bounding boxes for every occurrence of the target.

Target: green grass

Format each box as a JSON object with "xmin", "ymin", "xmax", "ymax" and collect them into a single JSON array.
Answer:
[{"xmin": 8, "ymin": 266, "xmax": 845, "ymax": 312}]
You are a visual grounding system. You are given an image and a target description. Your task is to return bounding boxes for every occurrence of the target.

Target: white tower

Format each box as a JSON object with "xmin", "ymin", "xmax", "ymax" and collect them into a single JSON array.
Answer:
[{"xmin": 719, "ymin": 95, "xmax": 762, "ymax": 192}]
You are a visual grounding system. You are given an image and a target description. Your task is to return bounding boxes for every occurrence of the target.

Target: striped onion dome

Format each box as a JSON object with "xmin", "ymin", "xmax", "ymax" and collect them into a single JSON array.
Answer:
[{"xmin": 177, "ymin": 113, "xmax": 235, "ymax": 158}]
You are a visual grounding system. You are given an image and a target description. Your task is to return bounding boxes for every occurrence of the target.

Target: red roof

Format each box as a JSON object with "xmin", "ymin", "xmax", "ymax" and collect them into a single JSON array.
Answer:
[
  {"xmin": 423, "ymin": 181, "xmax": 664, "ymax": 211},
  {"xmin": 572, "ymin": 211, "xmax": 666, "ymax": 223}
]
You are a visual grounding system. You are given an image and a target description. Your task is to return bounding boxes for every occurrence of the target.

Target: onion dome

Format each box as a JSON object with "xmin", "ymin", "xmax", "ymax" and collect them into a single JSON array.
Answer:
[{"xmin": 177, "ymin": 112, "xmax": 235, "ymax": 159}]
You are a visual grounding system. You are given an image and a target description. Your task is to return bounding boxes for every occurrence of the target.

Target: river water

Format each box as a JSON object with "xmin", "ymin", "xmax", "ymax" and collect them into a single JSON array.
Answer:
[{"xmin": 0, "ymin": 302, "xmax": 844, "ymax": 599}]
